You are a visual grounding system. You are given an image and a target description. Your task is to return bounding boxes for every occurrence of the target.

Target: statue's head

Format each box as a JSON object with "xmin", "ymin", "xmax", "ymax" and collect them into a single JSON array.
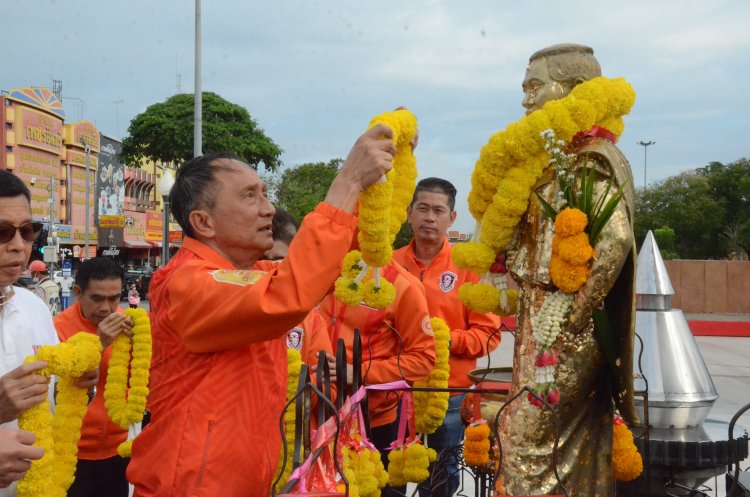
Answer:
[{"xmin": 522, "ymin": 43, "xmax": 601, "ymax": 115}]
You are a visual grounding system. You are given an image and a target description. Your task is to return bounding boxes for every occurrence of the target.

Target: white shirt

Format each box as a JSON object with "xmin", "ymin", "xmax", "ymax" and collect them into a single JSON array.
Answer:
[
  {"xmin": 59, "ymin": 276, "xmax": 74, "ymax": 296},
  {"xmin": 0, "ymin": 286, "xmax": 59, "ymax": 497}
]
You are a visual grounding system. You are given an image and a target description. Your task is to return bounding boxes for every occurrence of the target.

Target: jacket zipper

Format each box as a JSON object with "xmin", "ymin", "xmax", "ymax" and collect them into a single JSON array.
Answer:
[{"xmin": 194, "ymin": 420, "xmax": 214, "ymax": 489}]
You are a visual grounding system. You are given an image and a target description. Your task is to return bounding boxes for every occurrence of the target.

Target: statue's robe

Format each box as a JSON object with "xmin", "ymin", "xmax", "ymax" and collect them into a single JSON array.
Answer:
[{"xmin": 497, "ymin": 136, "xmax": 637, "ymax": 497}]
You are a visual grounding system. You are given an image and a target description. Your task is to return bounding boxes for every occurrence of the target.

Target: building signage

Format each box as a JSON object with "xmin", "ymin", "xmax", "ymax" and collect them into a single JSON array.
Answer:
[
  {"xmin": 96, "ymin": 137, "xmax": 125, "ymax": 224},
  {"xmin": 64, "ymin": 121, "xmax": 100, "ymax": 153},
  {"xmin": 100, "ymin": 215, "xmax": 126, "ymax": 228},
  {"xmin": 145, "ymin": 210, "xmax": 164, "ymax": 242},
  {"xmin": 16, "ymin": 107, "xmax": 64, "ymax": 156}
]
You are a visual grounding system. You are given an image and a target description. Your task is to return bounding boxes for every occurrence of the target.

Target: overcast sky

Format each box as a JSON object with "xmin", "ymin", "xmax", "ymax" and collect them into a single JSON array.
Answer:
[{"xmin": 3, "ymin": 0, "xmax": 749, "ymax": 232}]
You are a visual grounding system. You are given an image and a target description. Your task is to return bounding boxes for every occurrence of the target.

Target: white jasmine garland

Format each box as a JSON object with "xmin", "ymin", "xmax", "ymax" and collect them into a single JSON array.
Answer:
[{"xmin": 532, "ymin": 291, "xmax": 574, "ymax": 349}]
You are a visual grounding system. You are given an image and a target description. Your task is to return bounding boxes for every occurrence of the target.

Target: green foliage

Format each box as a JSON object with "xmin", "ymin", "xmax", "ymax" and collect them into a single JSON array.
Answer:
[
  {"xmin": 635, "ymin": 169, "xmax": 730, "ymax": 259},
  {"xmin": 275, "ymin": 159, "xmax": 342, "ymax": 222},
  {"xmin": 121, "ymin": 92, "xmax": 282, "ymax": 171},
  {"xmin": 652, "ymin": 226, "xmax": 679, "ymax": 259},
  {"xmin": 392, "ymin": 222, "xmax": 414, "ymax": 250}
]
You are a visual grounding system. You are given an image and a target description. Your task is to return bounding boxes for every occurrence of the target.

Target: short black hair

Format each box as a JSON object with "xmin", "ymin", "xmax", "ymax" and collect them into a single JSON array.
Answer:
[
  {"xmin": 271, "ymin": 208, "xmax": 299, "ymax": 246},
  {"xmin": 411, "ymin": 177, "xmax": 457, "ymax": 211},
  {"xmin": 0, "ymin": 170, "xmax": 31, "ymax": 202},
  {"xmin": 75, "ymin": 257, "xmax": 124, "ymax": 292},
  {"xmin": 169, "ymin": 152, "xmax": 244, "ymax": 238}
]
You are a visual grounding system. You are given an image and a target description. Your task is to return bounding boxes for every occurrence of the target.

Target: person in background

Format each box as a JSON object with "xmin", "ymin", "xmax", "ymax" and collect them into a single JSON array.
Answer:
[
  {"xmin": 318, "ymin": 248, "xmax": 435, "ymax": 497},
  {"xmin": 0, "ymin": 170, "xmax": 97, "ymax": 494},
  {"xmin": 127, "ymin": 124, "xmax": 396, "ymax": 496},
  {"xmin": 127, "ymin": 283, "xmax": 140, "ymax": 309},
  {"xmin": 393, "ymin": 177, "xmax": 501, "ymax": 497},
  {"xmin": 54, "ymin": 257, "xmax": 133, "ymax": 497},
  {"xmin": 28, "ymin": 260, "xmax": 59, "ymax": 315},
  {"xmin": 59, "ymin": 271, "xmax": 74, "ymax": 311}
]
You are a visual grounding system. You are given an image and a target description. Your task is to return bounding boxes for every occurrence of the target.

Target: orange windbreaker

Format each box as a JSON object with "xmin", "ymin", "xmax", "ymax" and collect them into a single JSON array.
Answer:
[
  {"xmin": 393, "ymin": 238, "xmax": 501, "ymax": 390},
  {"xmin": 319, "ymin": 261, "xmax": 435, "ymax": 428},
  {"xmin": 285, "ymin": 308, "xmax": 334, "ymax": 368},
  {"xmin": 54, "ymin": 302, "xmax": 128, "ymax": 459},
  {"xmin": 127, "ymin": 203, "xmax": 357, "ymax": 497}
]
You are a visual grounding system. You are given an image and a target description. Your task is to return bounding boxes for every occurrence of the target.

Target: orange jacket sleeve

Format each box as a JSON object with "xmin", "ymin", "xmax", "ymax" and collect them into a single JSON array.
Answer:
[
  {"xmin": 449, "ymin": 306, "xmax": 502, "ymax": 359},
  {"xmin": 168, "ymin": 203, "xmax": 357, "ymax": 353},
  {"xmin": 363, "ymin": 275, "xmax": 436, "ymax": 385}
]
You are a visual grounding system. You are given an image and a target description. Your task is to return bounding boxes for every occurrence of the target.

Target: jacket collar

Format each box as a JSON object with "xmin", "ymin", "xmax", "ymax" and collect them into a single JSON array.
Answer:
[
  {"xmin": 406, "ymin": 236, "xmax": 451, "ymax": 268},
  {"xmin": 181, "ymin": 237, "xmax": 237, "ymax": 269}
]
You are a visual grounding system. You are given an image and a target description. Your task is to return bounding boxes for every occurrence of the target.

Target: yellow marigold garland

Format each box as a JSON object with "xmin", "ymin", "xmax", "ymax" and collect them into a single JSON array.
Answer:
[
  {"xmin": 455, "ymin": 77, "xmax": 635, "ymax": 312},
  {"xmin": 549, "ymin": 208, "xmax": 594, "ymax": 293},
  {"xmin": 387, "ymin": 442, "xmax": 437, "ymax": 486},
  {"xmin": 613, "ymin": 417, "xmax": 643, "ymax": 481},
  {"xmin": 337, "ymin": 446, "xmax": 389, "ymax": 497},
  {"xmin": 463, "ymin": 421, "xmax": 491, "ymax": 468},
  {"xmin": 273, "ymin": 348, "xmax": 302, "ymax": 493},
  {"xmin": 458, "ymin": 282, "xmax": 500, "ymax": 314},
  {"xmin": 414, "ymin": 318, "xmax": 451, "ymax": 435},
  {"xmin": 334, "ymin": 109, "xmax": 418, "ymax": 310},
  {"xmin": 103, "ymin": 308, "xmax": 151, "ymax": 459},
  {"xmin": 18, "ymin": 332, "xmax": 102, "ymax": 497}
]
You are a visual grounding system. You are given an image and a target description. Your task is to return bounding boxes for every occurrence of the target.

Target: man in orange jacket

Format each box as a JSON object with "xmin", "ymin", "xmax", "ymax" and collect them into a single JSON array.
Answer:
[
  {"xmin": 127, "ymin": 125, "xmax": 396, "ymax": 497},
  {"xmin": 54, "ymin": 257, "xmax": 133, "ymax": 497},
  {"xmin": 393, "ymin": 177, "xmax": 501, "ymax": 497},
  {"xmin": 319, "ymin": 258, "xmax": 435, "ymax": 497}
]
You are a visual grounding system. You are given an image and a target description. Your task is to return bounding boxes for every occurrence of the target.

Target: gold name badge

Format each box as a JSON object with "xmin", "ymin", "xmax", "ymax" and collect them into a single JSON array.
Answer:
[{"xmin": 210, "ymin": 269, "xmax": 267, "ymax": 287}]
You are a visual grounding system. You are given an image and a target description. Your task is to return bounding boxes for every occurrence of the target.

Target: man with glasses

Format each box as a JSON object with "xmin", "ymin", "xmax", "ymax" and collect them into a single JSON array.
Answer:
[
  {"xmin": 0, "ymin": 170, "xmax": 98, "ymax": 494},
  {"xmin": 0, "ymin": 170, "xmax": 56, "ymax": 492}
]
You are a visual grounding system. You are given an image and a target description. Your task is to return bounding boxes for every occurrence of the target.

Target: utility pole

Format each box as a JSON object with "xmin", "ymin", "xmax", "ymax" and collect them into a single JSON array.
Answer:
[
  {"xmin": 108, "ymin": 99, "xmax": 124, "ymax": 138},
  {"xmin": 638, "ymin": 140, "xmax": 655, "ymax": 188},
  {"xmin": 194, "ymin": 0, "xmax": 202, "ymax": 158},
  {"xmin": 44, "ymin": 178, "xmax": 59, "ymax": 268}
]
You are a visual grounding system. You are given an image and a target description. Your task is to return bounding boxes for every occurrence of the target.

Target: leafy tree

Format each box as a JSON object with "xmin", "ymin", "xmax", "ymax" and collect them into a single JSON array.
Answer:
[
  {"xmin": 635, "ymin": 172, "xmax": 726, "ymax": 259},
  {"xmin": 652, "ymin": 226, "xmax": 678, "ymax": 260},
  {"xmin": 275, "ymin": 159, "xmax": 342, "ymax": 222},
  {"xmin": 121, "ymin": 92, "xmax": 282, "ymax": 171},
  {"xmin": 697, "ymin": 159, "xmax": 750, "ymax": 258},
  {"xmin": 393, "ymin": 222, "xmax": 414, "ymax": 250}
]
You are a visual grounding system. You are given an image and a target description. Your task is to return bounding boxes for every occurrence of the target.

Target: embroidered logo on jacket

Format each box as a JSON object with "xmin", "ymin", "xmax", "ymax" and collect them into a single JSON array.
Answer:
[
  {"xmin": 438, "ymin": 271, "xmax": 458, "ymax": 292},
  {"xmin": 286, "ymin": 327, "xmax": 304, "ymax": 350},
  {"xmin": 210, "ymin": 269, "xmax": 266, "ymax": 286}
]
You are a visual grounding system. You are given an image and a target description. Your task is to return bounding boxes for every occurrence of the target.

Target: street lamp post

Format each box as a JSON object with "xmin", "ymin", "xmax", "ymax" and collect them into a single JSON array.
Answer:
[
  {"xmin": 156, "ymin": 170, "xmax": 176, "ymax": 266},
  {"xmin": 80, "ymin": 138, "xmax": 91, "ymax": 259},
  {"xmin": 194, "ymin": 0, "xmax": 202, "ymax": 158},
  {"xmin": 637, "ymin": 140, "xmax": 655, "ymax": 188}
]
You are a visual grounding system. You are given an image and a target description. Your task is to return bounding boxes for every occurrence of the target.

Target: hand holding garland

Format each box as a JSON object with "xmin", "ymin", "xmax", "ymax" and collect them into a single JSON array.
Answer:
[
  {"xmin": 335, "ymin": 109, "xmax": 419, "ymax": 309},
  {"xmin": 324, "ymin": 124, "xmax": 397, "ymax": 215},
  {"xmin": 0, "ymin": 362, "xmax": 49, "ymax": 424},
  {"xmin": 0, "ymin": 428, "xmax": 44, "ymax": 489},
  {"xmin": 18, "ymin": 333, "xmax": 102, "ymax": 497}
]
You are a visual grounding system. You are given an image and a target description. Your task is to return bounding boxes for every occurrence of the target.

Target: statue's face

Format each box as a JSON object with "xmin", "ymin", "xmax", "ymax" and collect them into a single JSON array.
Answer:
[{"xmin": 522, "ymin": 58, "xmax": 569, "ymax": 115}]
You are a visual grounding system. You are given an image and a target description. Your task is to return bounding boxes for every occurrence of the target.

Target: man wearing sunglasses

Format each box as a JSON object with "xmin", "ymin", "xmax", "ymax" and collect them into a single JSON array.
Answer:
[{"xmin": 0, "ymin": 170, "xmax": 98, "ymax": 493}]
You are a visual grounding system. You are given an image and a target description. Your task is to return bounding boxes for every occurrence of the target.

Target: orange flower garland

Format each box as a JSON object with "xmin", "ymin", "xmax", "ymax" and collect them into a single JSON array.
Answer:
[
  {"xmin": 613, "ymin": 416, "xmax": 643, "ymax": 481},
  {"xmin": 549, "ymin": 208, "xmax": 594, "ymax": 293},
  {"xmin": 463, "ymin": 422, "xmax": 491, "ymax": 467}
]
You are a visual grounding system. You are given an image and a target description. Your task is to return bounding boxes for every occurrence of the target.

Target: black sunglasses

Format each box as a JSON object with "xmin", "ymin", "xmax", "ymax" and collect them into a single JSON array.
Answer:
[{"xmin": 0, "ymin": 221, "xmax": 44, "ymax": 243}]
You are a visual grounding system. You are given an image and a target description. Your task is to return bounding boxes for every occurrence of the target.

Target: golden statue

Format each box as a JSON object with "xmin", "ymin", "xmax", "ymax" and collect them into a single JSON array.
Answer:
[{"xmin": 497, "ymin": 44, "xmax": 637, "ymax": 496}]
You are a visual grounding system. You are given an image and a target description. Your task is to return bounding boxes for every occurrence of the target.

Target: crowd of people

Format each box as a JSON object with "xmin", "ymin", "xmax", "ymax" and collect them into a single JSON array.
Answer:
[{"xmin": 0, "ymin": 117, "xmax": 504, "ymax": 497}]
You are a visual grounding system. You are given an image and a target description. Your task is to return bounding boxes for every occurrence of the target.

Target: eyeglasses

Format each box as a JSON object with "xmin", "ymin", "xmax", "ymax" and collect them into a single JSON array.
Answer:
[{"xmin": 0, "ymin": 221, "xmax": 44, "ymax": 243}]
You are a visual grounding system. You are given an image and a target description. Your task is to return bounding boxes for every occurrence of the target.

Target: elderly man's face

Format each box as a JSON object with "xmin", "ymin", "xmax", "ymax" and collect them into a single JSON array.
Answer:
[
  {"xmin": 207, "ymin": 159, "xmax": 276, "ymax": 265},
  {"xmin": 522, "ymin": 58, "xmax": 570, "ymax": 115},
  {"xmin": 0, "ymin": 195, "xmax": 35, "ymax": 286}
]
